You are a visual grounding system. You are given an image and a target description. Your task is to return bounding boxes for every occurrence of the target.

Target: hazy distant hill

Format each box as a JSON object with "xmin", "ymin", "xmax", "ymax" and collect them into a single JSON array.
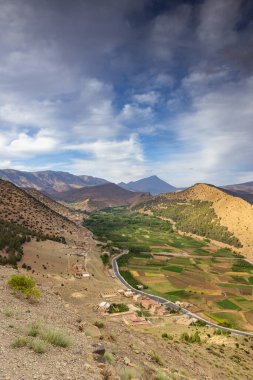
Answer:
[
  {"xmin": 0, "ymin": 169, "xmax": 108, "ymax": 194},
  {"xmin": 54, "ymin": 183, "xmax": 151, "ymax": 211},
  {"xmin": 118, "ymin": 175, "xmax": 177, "ymax": 195},
  {"xmin": 136, "ymin": 183, "xmax": 253, "ymax": 261},
  {"xmin": 0, "ymin": 179, "xmax": 88, "ymax": 242},
  {"xmin": 223, "ymin": 181, "xmax": 253, "ymax": 195},
  {"xmin": 222, "ymin": 188, "xmax": 253, "ymax": 205}
]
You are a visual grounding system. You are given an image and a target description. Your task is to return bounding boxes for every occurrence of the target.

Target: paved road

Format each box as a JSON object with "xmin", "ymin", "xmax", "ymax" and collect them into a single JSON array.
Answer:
[{"xmin": 112, "ymin": 253, "xmax": 253, "ymax": 338}]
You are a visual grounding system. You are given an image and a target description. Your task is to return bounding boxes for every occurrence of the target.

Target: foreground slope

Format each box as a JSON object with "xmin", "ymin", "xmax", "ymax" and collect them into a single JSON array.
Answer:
[
  {"xmin": 0, "ymin": 169, "xmax": 107, "ymax": 195},
  {"xmin": 118, "ymin": 175, "xmax": 177, "ymax": 195},
  {"xmin": 137, "ymin": 183, "xmax": 253, "ymax": 261},
  {"xmin": 54, "ymin": 183, "xmax": 151, "ymax": 211},
  {"xmin": 0, "ymin": 179, "xmax": 88, "ymax": 242}
]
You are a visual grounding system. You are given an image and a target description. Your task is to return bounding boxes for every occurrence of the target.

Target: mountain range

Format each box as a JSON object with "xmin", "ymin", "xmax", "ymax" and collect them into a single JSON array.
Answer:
[
  {"xmin": 0, "ymin": 169, "xmax": 178, "ymax": 196},
  {"xmin": 0, "ymin": 169, "xmax": 108, "ymax": 195}
]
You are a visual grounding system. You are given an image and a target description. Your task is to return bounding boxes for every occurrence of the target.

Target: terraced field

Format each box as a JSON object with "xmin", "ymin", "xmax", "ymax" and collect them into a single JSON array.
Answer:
[{"xmin": 84, "ymin": 207, "xmax": 253, "ymax": 331}]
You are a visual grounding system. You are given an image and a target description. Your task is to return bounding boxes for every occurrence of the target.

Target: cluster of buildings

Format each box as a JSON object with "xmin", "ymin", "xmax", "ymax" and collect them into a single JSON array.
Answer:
[{"xmin": 98, "ymin": 288, "xmax": 169, "ymax": 326}]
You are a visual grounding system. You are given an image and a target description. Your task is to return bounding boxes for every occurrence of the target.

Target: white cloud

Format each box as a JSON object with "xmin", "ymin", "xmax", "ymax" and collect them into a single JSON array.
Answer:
[
  {"xmin": 0, "ymin": 131, "xmax": 58, "ymax": 159},
  {"xmin": 120, "ymin": 104, "xmax": 153, "ymax": 122},
  {"xmin": 67, "ymin": 135, "xmax": 149, "ymax": 182},
  {"xmin": 157, "ymin": 73, "xmax": 253, "ymax": 186},
  {"xmin": 133, "ymin": 91, "xmax": 159, "ymax": 106}
]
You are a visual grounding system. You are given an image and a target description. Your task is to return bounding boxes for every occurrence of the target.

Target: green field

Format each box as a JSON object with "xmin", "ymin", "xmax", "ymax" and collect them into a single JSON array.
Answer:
[{"xmin": 84, "ymin": 207, "xmax": 253, "ymax": 331}]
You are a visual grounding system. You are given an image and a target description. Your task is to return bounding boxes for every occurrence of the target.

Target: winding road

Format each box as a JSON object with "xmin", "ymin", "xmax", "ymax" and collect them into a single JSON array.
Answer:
[{"xmin": 112, "ymin": 252, "xmax": 253, "ymax": 338}]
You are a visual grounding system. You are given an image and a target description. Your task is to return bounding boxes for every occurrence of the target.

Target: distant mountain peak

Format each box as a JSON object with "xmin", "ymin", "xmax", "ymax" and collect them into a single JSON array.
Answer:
[{"xmin": 118, "ymin": 175, "xmax": 177, "ymax": 195}]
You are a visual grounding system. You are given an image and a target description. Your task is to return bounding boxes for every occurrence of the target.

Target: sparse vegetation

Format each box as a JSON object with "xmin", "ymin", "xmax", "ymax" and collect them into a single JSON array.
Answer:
[
  {"xmin": 27, "ymin": 338, "xmax": 47, "ymax": 353},
  {"xmin": 119, "ymin": 367, "xmax": 141, "ymax": 380},
  {"xmin": 180, "ymin": 331, "xmax": 201, "ymax": 343},
  {"xmin": 11, "ymin": 336, "xmax": 27, "ymax": 348},
  {"xmin": 41, "ymin": 327, "xmax": 72, "ymax": 347},
  {"xmin": 8, "ymin": 274, "xmax": 41, "ymax": 300},
  {"xmin": 150, "ymin": 351, "xmax": 163, "ymax": 365},
  {"xmin": 11, "ymin": 321, "xmax": 72, "ymax": 354},
  {"xmin": 155, "ymin": 372, "xmax": 169, "ymax": 380},
  {"xmin": 2, "ymin": 308, "xmax": 14, "ymax": 317},
  {"xmin": 94, "ymin": 320, "xmax": 105, "ymax": 328},
  {"xmin": 161, "ymin": 333, "xmax": 173, "ymax": 340},
  {"xmin": 27, "ymin": 321, "xmax": 41, "ymax": 337},
  {"xmin": 104, "ymin": 351, "xmax": 115, "ymax": 365}
]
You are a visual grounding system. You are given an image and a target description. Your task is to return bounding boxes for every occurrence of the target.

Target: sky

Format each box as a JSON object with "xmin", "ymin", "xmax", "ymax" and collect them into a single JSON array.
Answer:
[{"xmin": 0, "ymin": 0, "xmax": 253, "ymax": 187}]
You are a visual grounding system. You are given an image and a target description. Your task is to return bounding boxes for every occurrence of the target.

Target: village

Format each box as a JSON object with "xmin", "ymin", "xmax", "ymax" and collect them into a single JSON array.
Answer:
[{"xmin": 96, "ymin": 287, "xmax": 196, "ymax": 328}]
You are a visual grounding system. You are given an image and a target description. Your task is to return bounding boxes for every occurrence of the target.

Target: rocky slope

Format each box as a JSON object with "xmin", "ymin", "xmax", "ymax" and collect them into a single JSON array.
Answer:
[
  {"xmin": 25, "ymin": 188, "xmax": 84, "ymax": 224},
  {"xmin": 0, "ymin": 179, "xmax": 88, "ymax": 243}
]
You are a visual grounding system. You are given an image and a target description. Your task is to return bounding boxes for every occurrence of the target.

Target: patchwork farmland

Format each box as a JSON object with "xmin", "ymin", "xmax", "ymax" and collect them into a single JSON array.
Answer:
[{"xmin": 84, "ymin": 207, "xmax": 253, "ymax": 331}]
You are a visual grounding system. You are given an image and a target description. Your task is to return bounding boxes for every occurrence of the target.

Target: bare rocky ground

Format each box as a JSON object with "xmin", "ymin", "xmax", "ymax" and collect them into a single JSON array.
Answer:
[
  {"xmin": 1, "ymin": 238, "xmax": 253, "ymax": 380},
  {"xmin": 0, "ymin": 266, "xmax": 103, "ymax": 380}
]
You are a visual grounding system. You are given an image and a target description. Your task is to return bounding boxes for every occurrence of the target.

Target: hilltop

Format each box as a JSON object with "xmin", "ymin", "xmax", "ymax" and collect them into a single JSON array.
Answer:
[
  {"xmin": 136, "ymin": 183, "xmax": 253, "ymax": 261},
  {"xmin": 0, "ymin": 169, "xmax": 108, "ymax": 195},
  {"xmin": 54, "ymin": 183, "xmax": 151, "ymax": 211},
  {"xmin": 118, "ymin": 175, "xmax": 177, "ymax": 195},
  {"xmin": 0, "ymin": 179, "xmax": 88, "ymax": 243}
]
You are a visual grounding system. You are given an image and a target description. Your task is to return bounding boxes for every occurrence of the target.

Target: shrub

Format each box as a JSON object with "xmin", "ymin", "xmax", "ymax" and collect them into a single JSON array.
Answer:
[
  {"xmin": 27, "ymin": 321, "xmax": 40, "ymax": 337},
  {"xmin": 27, "ymin": 338, "xmax": 47, "ymax": 353},
  {"xmin": 119, "ymin": 367, "xmax": 141, "ymax": 380},
  {"xmin": 94, "ymin": 320, "xmax": 105, "ymax": 328},
  {"xmin": 41, "ymin": 327, "xmax": 72, "ymax": 347},
  {"xmin": 161, "ymin": 333, "xmax": 173, "ymax": 340},
  {"xmin": 180, "ymin": 331, "xmax": 201, "ymax": 343},
  {"xmin": 8, "ymin": 275, "xmax": 41, "ymax": 300},
  {"xmin": 2, "ymin": 308, "xmax": 14, "ymax": 317},
  {"xmin": 104, "ymin": 351, "xmax": 115, "ymax": 365},
  {"xmin": 11, "ymin": 336, "xmax": 27, "ymax": 348},
  {"xmin": 150, "ymin": 351, "xmax": 163, "ymax": 365},
  {"xmin": 156, "ymin": 372, "xmax": 169, "ymax": 380}
]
